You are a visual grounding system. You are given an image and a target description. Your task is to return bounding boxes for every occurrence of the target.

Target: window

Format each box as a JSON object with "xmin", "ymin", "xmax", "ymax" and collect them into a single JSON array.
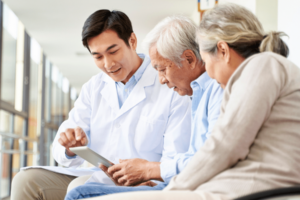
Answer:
[
  {"xmin": 0, "ymin": 4, "xmax": 18, "ymax": 106},
  {"xmin": 0, "ymin": 3, "xmax": 75, "ymax": 198}
]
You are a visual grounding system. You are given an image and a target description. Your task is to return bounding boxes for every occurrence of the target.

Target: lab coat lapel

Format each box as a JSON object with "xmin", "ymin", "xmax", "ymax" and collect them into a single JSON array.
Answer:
[
  {"xmin": 116, "ymin": 65, "xmax": 156, "ymax": 118},
  {"xmin": 100, "ymin": 73, "xmax": 120, "ymax": 114}
]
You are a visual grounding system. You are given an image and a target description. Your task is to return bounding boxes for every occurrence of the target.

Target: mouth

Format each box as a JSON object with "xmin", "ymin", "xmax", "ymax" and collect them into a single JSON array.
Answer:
[{"xmin": 109, "ymin": 68, "xmax": 121, "ymax": 73}]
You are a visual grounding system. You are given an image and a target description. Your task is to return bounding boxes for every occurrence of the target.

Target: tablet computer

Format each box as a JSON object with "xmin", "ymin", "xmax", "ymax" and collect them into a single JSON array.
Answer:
[{"xmin": 69, "ymin": 146, "xmax": 113, "ymax": 168}]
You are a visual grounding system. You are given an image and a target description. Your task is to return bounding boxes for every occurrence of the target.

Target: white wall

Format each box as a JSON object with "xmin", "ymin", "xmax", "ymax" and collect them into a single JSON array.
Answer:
[
  {"xmin": 256, "ymin": 0, "xmax": 278, "ymax": 32},
  {"xmin": 278, "ymin": 0, "xmax": 300, "ymax": 67}
]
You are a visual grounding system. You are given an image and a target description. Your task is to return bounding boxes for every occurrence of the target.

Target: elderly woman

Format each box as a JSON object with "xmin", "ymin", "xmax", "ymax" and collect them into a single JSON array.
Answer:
[{"xmin": 83, "ymin": 3, "xmax": 300, "ymax": 200}]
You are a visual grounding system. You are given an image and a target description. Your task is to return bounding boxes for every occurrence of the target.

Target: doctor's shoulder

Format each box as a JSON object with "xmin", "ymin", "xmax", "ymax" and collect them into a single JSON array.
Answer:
[
  {"xmin": 80, "ymin": 72, "xmax": 106, "ymax": 91},
  {"xmin": 75, "ymin": 72, "xmax": 106, "ymax": 103}
]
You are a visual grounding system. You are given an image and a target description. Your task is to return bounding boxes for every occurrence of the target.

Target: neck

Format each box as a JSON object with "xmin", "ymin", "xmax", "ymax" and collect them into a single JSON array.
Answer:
[
  {"xmin": 121, "ymin": 53, "xmax": 143, "ymax": 84},
  {"xmin": 191, "ymin": 60, "xmax": 206, "ymax": 82}
]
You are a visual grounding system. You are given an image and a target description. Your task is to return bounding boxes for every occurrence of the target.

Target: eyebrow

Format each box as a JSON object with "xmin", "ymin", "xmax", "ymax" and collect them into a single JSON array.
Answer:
[{"xmin": 91, "ymin": 44, "xmax": 118, "ymax": 55}]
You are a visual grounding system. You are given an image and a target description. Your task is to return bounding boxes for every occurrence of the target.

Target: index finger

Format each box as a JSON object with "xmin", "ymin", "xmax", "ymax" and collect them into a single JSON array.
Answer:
[
  {"xmin": 107, "ymin": 163, "xmax": 122, "ymax": 175},
  {"xmin": 99, "ymin": 164, "xmax": 108, "ymax": 172},
  {"xmin": 99, "ymin": 164, "xmax": 121, "ymax": 186},
  {"xmin": 74, "ymin": 126, "xmax": 85, "ymax": 141}
]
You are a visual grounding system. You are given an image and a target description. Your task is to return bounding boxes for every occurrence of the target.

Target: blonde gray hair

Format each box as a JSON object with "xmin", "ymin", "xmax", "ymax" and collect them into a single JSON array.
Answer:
[
  {"xmin": 143, "ymin": 15, "xmax": 201, "ymax": 66},
  {"xmin": 197, "ymin": 3, "xmax": 289, "ymax": 58}
]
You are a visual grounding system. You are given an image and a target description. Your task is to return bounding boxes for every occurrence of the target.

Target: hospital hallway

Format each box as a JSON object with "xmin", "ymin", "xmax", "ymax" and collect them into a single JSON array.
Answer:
[{"xmin": 0, "ymin": 0, "xmax": 300, "ymax": 199}]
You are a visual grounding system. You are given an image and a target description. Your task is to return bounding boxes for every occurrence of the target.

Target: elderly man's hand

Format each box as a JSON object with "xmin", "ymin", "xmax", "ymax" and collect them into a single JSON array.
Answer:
[
  {"xmin": 105, "ymin": 158, "xmax": 160, "ymax": 186},
  {"xmin": 98, "ymin": 163, "xmax": 122, "ymax": 186}
]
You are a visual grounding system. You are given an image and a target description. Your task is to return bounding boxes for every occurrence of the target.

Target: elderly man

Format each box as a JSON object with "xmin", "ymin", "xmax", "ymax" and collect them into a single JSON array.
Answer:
[{"xmin": 65, "ymin": 16, "xmax": 223, "ymax": 200}]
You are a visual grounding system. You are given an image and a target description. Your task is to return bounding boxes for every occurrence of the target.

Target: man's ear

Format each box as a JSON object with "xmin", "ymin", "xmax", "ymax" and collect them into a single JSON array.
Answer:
[
  {"xmin": 182, "ymin": 49, "xmax": 197, "ymax": 69},
  {"xmin": 128, "ymin": 32, "xmax": 137, "ymax": 50},
  {"xmin": 216, "ymin": 41, "xmax": 230, "ymax": 63}
]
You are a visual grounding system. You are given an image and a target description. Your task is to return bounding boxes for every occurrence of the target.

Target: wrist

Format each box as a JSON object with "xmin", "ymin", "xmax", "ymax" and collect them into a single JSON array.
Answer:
[{"xmin": 145, "ymin": 162, "xmax": 162, "ymax": 182}]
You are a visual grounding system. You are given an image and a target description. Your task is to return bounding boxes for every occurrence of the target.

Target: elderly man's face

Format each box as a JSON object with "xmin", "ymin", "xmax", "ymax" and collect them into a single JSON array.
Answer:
[{"xmin": 149, "ymin": 46, "xmax": 195, "ymax": 96}]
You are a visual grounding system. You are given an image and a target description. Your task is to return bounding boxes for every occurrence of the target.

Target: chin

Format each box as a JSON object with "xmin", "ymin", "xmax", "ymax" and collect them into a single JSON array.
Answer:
[
  {"xmin": 176, "ymin": 90, "xmax": 188, "ymax": 96},
  {"xmin": 109, "ymin": 74, "xmax": 126, "ymax": 82}
]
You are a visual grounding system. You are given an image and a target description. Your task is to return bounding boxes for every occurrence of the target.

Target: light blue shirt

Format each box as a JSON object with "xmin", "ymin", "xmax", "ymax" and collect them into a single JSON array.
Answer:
[
  {"xmin": 115, "ymin": 54, "xmax": 150, "ymax": 108},
  {"xmin": 160, "ymin": 72, "xmax": 223, "ymax": 183}
]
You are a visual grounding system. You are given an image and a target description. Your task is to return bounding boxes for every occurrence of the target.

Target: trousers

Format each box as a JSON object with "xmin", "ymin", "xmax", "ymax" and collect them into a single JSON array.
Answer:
[{"xmin": 11, "ymin": 168, "xmax": 90, "ymax": 200}]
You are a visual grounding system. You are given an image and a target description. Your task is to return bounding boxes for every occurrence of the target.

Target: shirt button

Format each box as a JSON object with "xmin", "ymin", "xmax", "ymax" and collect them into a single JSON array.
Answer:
[
  {"xmin": 115, "ymin": 123, "xmax": 120, "ymax": 128},
  {"xmin": 125, "ymin": 89, "xmax": 128, "ymax": 92}
]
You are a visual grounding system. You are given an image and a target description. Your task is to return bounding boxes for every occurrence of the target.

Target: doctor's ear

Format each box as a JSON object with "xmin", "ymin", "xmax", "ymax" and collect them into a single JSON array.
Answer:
[
  {"xmin": 128, "ymin": 32, "xmax": 137, "ymax": 50},
  {"xmin": 181, "ymin": 50, "xmax": 197, "ymax": 69}
]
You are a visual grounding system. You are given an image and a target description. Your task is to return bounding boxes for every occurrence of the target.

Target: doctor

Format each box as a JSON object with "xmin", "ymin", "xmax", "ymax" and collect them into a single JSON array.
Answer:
[{"xmin": 11, "ymin": 10, "xmax": 191, "ymax": 200}]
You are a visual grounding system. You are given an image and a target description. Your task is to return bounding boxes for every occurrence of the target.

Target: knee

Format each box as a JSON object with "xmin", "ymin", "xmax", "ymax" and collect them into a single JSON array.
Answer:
[
  {"xmin": 67, "ymin": 175, "xmax": 91, "ymax": 193},
  {"xmin": 65, "ymin": 186, "xmax": 82, "ymax": 200},
  {"xmin": 12, "ymin": 170, "xmax": 30, "ymax": 190},
  {"xmin": 11, "ymin": 170, "xmax": 36, "ymax": 200}
]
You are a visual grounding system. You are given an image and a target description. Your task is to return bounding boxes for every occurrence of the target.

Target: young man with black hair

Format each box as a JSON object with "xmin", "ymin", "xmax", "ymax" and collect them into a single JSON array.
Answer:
[{"xmin": 10, "ymin": 10, "xmax": 191, "ymax": 200}]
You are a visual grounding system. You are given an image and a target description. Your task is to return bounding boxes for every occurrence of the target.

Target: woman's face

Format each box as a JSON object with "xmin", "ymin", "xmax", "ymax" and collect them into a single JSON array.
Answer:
[
  {"xmin": 200, "ymin": 42, "xmax": 244, "ymax": 89},
  {"xmin": 200, "ymin": 50, "xmax": 228, "ymax": 89}
]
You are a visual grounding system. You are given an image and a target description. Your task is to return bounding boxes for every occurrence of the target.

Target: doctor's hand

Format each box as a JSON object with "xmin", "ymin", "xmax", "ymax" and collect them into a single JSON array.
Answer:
[
  {"xmin": 106, "ymin": 158, "xmax": 162, "ymax": 186},
  {"xmin": 58, "ymin": 126, "xmax": 88, "ymax": 157}
]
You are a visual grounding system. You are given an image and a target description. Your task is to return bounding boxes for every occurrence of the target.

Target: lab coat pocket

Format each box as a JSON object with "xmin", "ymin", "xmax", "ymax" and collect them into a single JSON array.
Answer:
[{"xmin": 135, "ymin": 116, "xmax": 166, "ymax": 153}]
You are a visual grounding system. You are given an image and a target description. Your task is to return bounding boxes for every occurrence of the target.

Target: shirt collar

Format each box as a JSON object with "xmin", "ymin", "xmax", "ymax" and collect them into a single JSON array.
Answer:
[
  {"xmin": 116, "ymin": 53, "xmax": 150, "ymax": 85},
  {"xmin": 190, "ymin": 72, "xmax": 213, "ymax": 90},
  {"xmin": 133, "ymin": 53, "xmax": 150, "ymax": 83}
]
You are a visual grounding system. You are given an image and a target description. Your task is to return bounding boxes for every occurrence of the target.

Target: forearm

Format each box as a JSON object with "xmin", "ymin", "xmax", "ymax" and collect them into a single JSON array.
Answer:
[{"xmin": 145, "ymin": 162, "xmax": 163, "ymax": 182}]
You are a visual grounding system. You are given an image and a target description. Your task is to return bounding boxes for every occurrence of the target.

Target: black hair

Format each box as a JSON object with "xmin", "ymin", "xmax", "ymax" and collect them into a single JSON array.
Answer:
[{"xmin": 82, "ymin": 10, "xmax": 133, "ymax": 51}]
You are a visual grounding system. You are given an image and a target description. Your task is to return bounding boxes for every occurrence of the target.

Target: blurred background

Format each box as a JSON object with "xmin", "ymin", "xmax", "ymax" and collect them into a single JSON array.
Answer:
[{"xmin": 0, "ymin": 0, "xmax": 299, "ymax": 199}]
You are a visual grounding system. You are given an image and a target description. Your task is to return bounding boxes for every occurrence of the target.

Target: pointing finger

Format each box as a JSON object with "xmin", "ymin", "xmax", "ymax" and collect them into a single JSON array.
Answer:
[{"xmin": 75, "ymin": 126, "xmax": 84, "ymax": 141}]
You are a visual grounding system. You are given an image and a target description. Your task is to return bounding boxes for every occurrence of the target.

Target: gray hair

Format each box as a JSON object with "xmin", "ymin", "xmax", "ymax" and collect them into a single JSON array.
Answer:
[
  {"xmin": 197, "ymin": 3, "xmax": 289, "ymax": 58},
  {"xmin": 143, "ymin": 16, "xmax": 201, "ymax": 66}
]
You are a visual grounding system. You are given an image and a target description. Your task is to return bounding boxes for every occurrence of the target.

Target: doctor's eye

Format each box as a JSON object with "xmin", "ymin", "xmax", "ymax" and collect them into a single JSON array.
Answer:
[{"xmin": 110, "ymin": 49, "xmax": 119, "ymax": 55}]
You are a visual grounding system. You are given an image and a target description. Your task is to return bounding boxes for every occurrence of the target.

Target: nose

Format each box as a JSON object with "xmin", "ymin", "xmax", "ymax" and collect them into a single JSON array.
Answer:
[
  {"xmin": 103, "ymin": 57, "xmax": 115, "ymax": 70},
  {"xmin": 159, "ymin": 74, "xmax": 168, "ymax": 85}
]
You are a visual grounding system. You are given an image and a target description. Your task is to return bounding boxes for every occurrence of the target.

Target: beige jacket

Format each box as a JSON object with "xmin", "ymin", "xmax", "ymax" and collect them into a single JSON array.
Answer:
[{"xmin": 165, "ymin": 52, "xmax": 300, "ymax": 199}]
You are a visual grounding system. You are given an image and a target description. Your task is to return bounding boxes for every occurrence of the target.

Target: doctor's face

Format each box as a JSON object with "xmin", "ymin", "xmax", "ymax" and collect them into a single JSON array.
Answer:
[
  {"xmin": 149, "ymin": 46, "xmax": 194, "ymax": 96},
  {"xmin": 88, "ymin": 29, "xmax": 138, "ymax": 83}
]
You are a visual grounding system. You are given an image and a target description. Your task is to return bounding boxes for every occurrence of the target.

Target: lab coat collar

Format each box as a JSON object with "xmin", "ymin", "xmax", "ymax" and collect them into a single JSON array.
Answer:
[
  {"xmin": 117, "ymin": 63, "xmax": 156, "ymax": 118},
  {"xmin": 101, "ymin": 62, "xmax": 156, "ymax": 119}
]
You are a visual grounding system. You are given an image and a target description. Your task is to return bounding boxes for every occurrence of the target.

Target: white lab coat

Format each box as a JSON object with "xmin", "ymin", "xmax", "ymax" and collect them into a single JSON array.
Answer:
[{"xmin": 32, "ymin": 63, "xmax": 192, "ymax": 184}]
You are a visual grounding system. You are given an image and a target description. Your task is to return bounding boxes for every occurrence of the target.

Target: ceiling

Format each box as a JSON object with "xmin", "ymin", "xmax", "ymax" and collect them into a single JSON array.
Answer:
[{"xmin": 3, "ymin": 0, "xmax": 198, "ymax": 92}]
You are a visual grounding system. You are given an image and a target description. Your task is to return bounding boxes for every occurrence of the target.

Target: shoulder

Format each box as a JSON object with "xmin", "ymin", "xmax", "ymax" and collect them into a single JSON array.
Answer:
[
  {"xmin": 228, "ymin": 52, "xmax": 288, "ymax": 85},
  {"xmin": 206, "ymin": 79, "xmax": 223, "ymax": 106},
  {"xmin": 205, "ymin": 76, "xmax": 223, "ymax": 98},
  {"xmin": 240, "ymin": 52, "xmax": 296, "ymax": 74},
  {"xmin": 81, "ymin": 72, "xmax": 105, "ymax": 92}
]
